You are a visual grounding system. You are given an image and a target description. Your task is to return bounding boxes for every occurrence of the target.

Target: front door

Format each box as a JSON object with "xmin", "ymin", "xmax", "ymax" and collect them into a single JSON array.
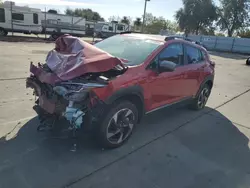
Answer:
[
  {"xmin": 146, "ymin": 43, "xmax": 187, "ymax": 110},
  {"xmin": 183, "ymin": 44, "xmax": 205, "ymax": 96}
]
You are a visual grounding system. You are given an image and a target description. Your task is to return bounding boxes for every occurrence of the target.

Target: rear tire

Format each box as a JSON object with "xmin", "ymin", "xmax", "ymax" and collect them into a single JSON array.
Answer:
[
  {"xmin": 246, "ymin": 58, "xmax": 250, "ymax": 66},
  {"xmin": 190, "ymin": 84, "xmax": 211, "ymax": 110},
  {"xmin": 97, "ymin": 100, "xmax": 138, "ymax": 149}
]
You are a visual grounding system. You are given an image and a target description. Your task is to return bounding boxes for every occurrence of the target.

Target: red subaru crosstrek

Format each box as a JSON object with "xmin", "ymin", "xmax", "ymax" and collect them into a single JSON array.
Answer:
[{"xmin": 26, "ymin": 33, "xmax": 215, "ymax": 149}]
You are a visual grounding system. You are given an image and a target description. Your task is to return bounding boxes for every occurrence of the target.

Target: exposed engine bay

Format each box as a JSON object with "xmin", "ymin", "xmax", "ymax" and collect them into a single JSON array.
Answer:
[{"xmin": 26, "ymin": 35, "xmax": 127, "ymax": 150}]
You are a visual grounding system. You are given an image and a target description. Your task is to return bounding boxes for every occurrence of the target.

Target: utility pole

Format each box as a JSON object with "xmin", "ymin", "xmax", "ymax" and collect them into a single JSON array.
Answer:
[
  {"xmin": 44, "ymin": 7, "xmax": 47, "ymax": 39},
  {"xmin": 142, "ymin": 0, "xmax": 150, "ymax": 33},
  {"xmin": 10, "ymin": 1, "xmax": 13, "ymax": 36}
]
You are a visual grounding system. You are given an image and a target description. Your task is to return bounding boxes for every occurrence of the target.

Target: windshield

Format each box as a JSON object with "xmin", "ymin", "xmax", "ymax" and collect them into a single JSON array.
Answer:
[{"xmin": 94, "ymin": 35, "xmax": 162, "ymax": 66}]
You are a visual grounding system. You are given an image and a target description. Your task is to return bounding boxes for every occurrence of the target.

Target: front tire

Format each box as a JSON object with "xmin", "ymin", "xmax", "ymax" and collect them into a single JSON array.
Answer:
[
  {"xmin": 97, "ymin": 101, "xmax": 138, "ymax": 149},
  {"xmin": 0, "ymin": 28, "xmax": 7, "ymax": 36},
  {"xmin": 190, "ymin": 84, "xmax": 211, "ymax": 110}
]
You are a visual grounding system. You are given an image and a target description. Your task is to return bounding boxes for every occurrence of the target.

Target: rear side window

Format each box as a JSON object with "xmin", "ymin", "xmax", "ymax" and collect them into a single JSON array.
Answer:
[
  {"xmin": 159, "ymin": 43, "xmax": 184, "ymax": 65},
  {"xmin": 0, "ymin": 8, "xmax": 5, "ymax": 22},
  {"xmin": 12, "ymin": 13, "xmax": 24, "ymax": 21},
  {"xmin": 186, "ymin": 45, "xmax": 204, "ymax": 64},
  {"xmin": 201, "ymin": 50, "xmax": 209, "ymax": 60},
  {"xmin": 33, "ymin": 13, "xmax": 38, "ymax": 24}
]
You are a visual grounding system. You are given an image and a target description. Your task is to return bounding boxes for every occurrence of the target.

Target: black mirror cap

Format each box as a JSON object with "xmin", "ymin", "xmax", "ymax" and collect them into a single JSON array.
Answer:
[{"xmin": 159, "ymin": 60, "xmax": 176, "ymax": 73}]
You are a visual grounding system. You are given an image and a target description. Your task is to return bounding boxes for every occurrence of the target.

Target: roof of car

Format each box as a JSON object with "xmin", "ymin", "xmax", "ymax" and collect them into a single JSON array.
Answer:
[
  {"xmin": 121, "ymin": 33, "xmax": 167, "ymax": 42},
  {"xmin": 120, "ymin": 33, "xmax": 207, "ymax": 51}
]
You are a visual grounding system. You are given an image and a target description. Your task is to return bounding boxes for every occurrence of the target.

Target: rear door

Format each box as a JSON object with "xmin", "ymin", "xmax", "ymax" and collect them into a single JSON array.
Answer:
[{"xmin": 183, "ymin": 44, "xmax": 206, "ymax": 96}]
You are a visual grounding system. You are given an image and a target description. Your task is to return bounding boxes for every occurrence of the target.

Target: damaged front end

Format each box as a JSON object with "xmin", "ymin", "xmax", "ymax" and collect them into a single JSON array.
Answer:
[
  {"xmin": 26, "ymin": 35, "xmax": 127, "ymax": 142},
  {"xmin": 26, "ymin": 66, "xmax": 108, "ymax": 133}
]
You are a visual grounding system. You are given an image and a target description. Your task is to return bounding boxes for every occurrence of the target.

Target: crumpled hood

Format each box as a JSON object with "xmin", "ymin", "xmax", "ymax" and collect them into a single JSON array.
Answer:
[{"xmin": 30, "ymin": 35, "xmax": 124, "ymax": 84}]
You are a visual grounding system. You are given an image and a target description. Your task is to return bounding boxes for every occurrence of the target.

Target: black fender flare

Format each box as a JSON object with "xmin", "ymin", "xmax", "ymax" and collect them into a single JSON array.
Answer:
[
  {"xmin": 105, "ymin": 85, "xmax": 143, "ymax": 104},
  {"xmin": 195, "ymin": 75, "xmax": 214, "ymax": 98},
  {"xmin": 105, "ymin": 85, "xmax": 145, "ymax": 122}
]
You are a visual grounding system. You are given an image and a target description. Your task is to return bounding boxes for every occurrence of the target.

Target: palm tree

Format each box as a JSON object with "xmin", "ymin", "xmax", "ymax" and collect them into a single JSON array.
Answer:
[
  {"xmin": 121, "ymin": 16, "xmax": 130, "ymax": 25},
  {"xmin": 134, "ymin": 17, "xmax": 142, "ymax": 31}
]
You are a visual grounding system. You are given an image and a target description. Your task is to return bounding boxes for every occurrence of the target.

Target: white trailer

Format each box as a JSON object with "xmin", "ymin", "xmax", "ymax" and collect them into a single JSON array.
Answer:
[
  {"xmin": 41, "ymin": 12, "xmax": 86, "ymax": 37},
  {"xmin": 94, "ymin": 21, "xmax": 131, "ymax": 38},
  {"xmin": 0, "ymin": 1, "xmax": 42, "ymax": 36}
]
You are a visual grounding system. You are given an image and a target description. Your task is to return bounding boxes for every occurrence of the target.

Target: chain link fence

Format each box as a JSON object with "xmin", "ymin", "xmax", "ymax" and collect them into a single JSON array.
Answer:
[{"xmin": 186, "ymin": 35, "xmax": 250, "ymax": 54}]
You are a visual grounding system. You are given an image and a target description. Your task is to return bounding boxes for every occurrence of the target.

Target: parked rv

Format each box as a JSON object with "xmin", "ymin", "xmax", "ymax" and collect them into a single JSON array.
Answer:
[
  {"xmin": 94, "ymin": 21, "xmax": 131, "ymax": 38},
  {"xmin": 0, "ymin": 1, "xmax": 42, "ymax": 36},
  {"xmin": 41, "ymin": 12, "xmax": 86, "ymax": 37},
  {"xmin": 85, "ymin": 20, "xmax": 95, "ymax": 37}
]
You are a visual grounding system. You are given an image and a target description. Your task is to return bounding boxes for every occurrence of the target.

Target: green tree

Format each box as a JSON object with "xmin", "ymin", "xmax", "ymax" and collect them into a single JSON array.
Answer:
[
  {"xmin": 65, "ymin": 8, "xmax": 104, "ymax": 21},
  {"xmin": 217, "ymin": 0, "xmax": 249, "ymax": 37},
  {"xmin": 175, "ymin": 0, "xmax": 217, "ymax": 35},
  {"xmin": 142, "ymin": 14, "xmax": 179, "ymax": 34},
  {"xmin": 144, "ymin": 13, "xmax": 155, "ymax": 25},
  {"xmin": 133, "ymin": 17, "xmax": 142, "ymax": 31},
  {"xmin": 120, "ymin": 16, "xmax": 130, "ymax": 25},
  {"xmin": 216, "ymin": 32, "xmax": 225, "ymax": 37},
  {"xmin": 108, "ymin": 16, "xmax": 121, "ymax": 22},
  {"xmin": 237, "ymin": 29, "xmax": 250, "ymax": 38},
  {"xmin": 134, "ymin": 18, "xmax": 142, "ymax": 26}
]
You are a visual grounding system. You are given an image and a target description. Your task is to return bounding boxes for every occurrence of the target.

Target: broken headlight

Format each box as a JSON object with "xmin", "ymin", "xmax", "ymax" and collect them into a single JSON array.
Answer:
[{"xmin": 53, "ymin": 82, "xmax": 107, "ymax": 102}]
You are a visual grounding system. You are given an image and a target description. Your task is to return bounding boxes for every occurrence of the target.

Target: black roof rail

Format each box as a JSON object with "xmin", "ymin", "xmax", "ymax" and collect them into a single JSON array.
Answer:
[
  {"xmin": 120, "ymin": 31, "xmax": 142, "ymax": 34},
  {"xmin": 164, "ymin": 36, "xmax": 183, "ymax": 41},
  {"xmin": 165, "ymin": 35, "xmax": 203, "ymax": 45}
]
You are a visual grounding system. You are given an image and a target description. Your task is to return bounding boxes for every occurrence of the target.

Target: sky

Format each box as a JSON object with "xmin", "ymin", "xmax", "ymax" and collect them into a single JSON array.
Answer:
[{"xmin": 9, "ymin": 0, "xmax": 219, "ymax": 21}]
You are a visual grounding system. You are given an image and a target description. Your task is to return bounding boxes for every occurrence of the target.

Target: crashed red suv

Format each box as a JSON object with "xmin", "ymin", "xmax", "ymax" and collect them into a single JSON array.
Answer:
[{"xmin": 26, "ymin": 33, "xmax": 214, "ymax": 148}]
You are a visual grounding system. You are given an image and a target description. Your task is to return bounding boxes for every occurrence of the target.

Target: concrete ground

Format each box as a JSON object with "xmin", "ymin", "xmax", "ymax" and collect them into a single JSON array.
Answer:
[{"xmin": 0, "ymin": 42, "xmax": 250, "ymax": 188}]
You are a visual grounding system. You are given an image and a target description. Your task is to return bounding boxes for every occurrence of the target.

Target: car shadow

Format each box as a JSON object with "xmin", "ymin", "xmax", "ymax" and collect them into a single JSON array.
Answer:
[
  {"xmin": 0, "ymin": 106, "xmax": 249, "ymax": 188},
  {"xmin": 209, "ymin": 51, "xmax": 249, "ymax": 60}
]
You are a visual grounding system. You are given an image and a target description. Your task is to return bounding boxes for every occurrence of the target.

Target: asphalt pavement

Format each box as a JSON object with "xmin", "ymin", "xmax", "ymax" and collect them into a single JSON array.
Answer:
[{"xmin": 0, "ymin": 42, "xmax": 250, "ymax": 188}]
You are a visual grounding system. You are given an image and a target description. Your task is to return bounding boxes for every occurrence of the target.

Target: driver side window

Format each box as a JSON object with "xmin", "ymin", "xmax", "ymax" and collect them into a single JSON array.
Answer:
[{"xmin": 159, "ymin": 43, "xmax": 184, "ymax": 65}]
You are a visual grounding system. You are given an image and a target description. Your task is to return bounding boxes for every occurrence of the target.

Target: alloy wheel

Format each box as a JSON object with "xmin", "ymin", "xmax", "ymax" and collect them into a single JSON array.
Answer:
[
  {"xmin": 106, "ymin": 108, "xmax": 135, "ymax": 144},
  {"xmin": 0, "ymin": 29, "xmax": 6, "ymax": 36},
  {"xmin": 197, "ymin": 87, "xmax": 210, "ymax": 109}
]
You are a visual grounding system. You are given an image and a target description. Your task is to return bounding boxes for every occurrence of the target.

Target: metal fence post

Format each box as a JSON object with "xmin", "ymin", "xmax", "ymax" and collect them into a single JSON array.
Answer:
[
  {"xmin": 71, "ymin": 16, "xmax": 73, "ymax": 35},
  {"xmin": 214, "ymin": 36, "xmax": 218, "ymax": 50},
  {"xmin": 231, "ymin": 37, "xmax": 236, "ymax": 53}
]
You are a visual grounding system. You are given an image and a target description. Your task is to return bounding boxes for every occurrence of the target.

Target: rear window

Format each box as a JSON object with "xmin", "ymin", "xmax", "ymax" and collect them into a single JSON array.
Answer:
[
  {"xmin": 186, "ymin": 45, "xmax": 203, "ymax": 64},
  {"xmin": 95, "ymin": 35, "xmax": 162, "ymax": 66},
  {"xmin": 12, "ymin": 13, "xmax": 24, "ymax": 21},
  {"xmin": 0, "ymin": 8, "xmax": 5, "ymax": 22}
]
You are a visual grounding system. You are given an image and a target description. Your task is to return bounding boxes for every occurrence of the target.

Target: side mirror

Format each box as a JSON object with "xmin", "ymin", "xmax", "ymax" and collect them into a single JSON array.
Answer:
[{"xmin": 159, "ymin": 60, "xmax": 176, "ymax": 73}]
